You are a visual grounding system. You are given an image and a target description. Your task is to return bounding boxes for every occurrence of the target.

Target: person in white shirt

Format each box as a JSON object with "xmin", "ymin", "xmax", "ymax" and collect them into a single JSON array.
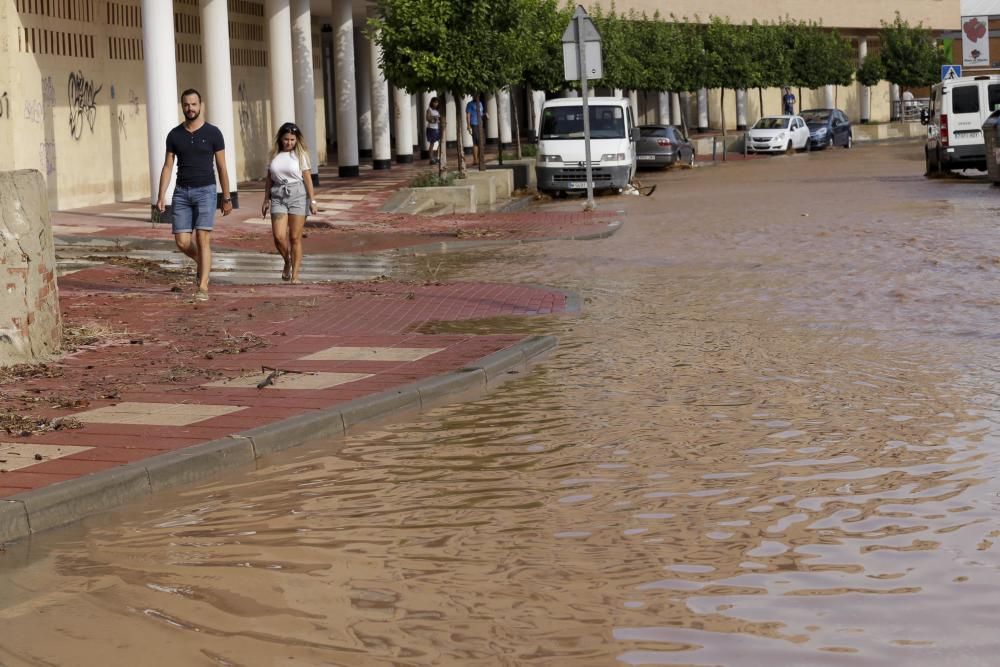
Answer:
[{"xmin": 261, "ymin": 122, "xmax": 317, "ymax": 284}]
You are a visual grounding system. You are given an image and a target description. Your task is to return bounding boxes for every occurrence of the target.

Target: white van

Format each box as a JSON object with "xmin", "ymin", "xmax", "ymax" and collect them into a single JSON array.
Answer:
[
  {"xmin": 923, "ymin": 74, "xmax": 1000, "ymax": 173},
  {"xmin": 536, "ymin": 97, "xmax": 638, "ymax": 194}
]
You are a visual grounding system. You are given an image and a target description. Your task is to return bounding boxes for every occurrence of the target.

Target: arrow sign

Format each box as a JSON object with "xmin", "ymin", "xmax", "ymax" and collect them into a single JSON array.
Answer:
[{"xmin": 942, "ymin": 65, "xmax": 963, "ymax": 81}]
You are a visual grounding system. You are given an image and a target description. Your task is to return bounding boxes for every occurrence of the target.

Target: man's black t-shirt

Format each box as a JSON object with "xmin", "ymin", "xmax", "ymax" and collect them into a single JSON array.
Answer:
[{"xmin": 166, "ymin": 123, "xmax": 225, "ymax": 188}]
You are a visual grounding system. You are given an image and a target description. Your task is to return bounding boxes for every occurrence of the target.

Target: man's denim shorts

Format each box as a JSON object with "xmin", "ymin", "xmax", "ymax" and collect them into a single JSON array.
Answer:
[{"xmin": 172, "ymin": 184, "xmax": 218, "ymax": 234}]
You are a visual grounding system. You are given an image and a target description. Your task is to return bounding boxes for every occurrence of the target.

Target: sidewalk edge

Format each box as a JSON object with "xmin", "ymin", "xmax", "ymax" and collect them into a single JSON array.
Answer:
[{"xmin": 0, "ymin": 335, "xmax": 558, "ymax": 545}]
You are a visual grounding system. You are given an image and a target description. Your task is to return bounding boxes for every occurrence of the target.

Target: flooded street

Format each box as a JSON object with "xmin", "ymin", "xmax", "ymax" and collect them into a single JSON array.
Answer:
[{"xmin": 3, "ymin": 142, "xmax": 1000, "ymax": 666}]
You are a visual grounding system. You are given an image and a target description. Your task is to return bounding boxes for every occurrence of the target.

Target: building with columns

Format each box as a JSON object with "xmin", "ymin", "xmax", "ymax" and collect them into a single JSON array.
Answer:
[{"xmin": 0, "ymin": 0, "xmax": 959, "ymax": 211}]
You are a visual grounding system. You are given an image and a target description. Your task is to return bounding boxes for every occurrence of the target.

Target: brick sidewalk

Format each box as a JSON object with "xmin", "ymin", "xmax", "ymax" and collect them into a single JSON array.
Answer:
[{"xmin": 0, "ymin": 264, "xmax": 570, "ymax": 499}]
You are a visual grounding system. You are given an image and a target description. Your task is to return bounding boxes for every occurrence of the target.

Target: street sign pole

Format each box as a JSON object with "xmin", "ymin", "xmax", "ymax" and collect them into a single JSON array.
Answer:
[{"xmin": 576, "ymin": 13, "xmax": 595, "ymax": 211}]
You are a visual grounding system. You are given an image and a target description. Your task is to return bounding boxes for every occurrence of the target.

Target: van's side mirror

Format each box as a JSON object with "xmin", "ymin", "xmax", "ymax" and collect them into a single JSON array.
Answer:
[
  {"xmin": 630, "ymin": 127, "xmax": 640, "ymax": 142},
  {"xmin": 920, "ymin": 108, "xmax": 930, "ymax": 125}
]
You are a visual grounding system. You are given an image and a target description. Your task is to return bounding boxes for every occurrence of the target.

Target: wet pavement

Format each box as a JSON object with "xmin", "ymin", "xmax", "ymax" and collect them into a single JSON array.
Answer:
[{"xmin": 3, "ymin": 141, "xmax": 1000, "ymax": 666}]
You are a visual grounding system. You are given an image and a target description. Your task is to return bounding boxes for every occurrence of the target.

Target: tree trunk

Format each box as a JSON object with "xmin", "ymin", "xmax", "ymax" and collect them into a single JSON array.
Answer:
[
  {"xmin": 513, "ymin": 89, "xmax": 522, "ymax": 159},
  {"xmin": 758, "ymin": 87, "xmax": 764, "ymax": 120},
  {"xmin": 438, "ymin": 114, "xmax": 447, "ymax": 176},
  {"xmin": 497, "ymin": 89, "xmax": 505, "ymax": 166},
  {"xmin": 680, "ymin": 93, "xmax": 690, "ymax": 138},
  {"xmin": 797, "ymin": 87, "xmax": 802, "ymax": 114},
  {"xmin": 721, "ymin": 88, "xmax": 727, "ymax": 137},
  {"xmin": 455, "ymin": 93, "xmax": 466, "ymax": 178}
]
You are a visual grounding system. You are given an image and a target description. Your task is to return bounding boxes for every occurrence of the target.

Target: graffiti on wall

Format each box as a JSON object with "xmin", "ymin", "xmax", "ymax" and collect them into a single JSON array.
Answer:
[
  {"xmin": 0, "ymin": 92, "xmax": 9, "ymax": 119},
  {"xmin": 42, "ymin": 76, "xmax": 56, "ymax": 109},
  {"xmin": 237, "ymin": 80, "xmax": 250, "ymax": 133},
  {"xmin": 68, "ymin": 71, "xmax": 102, "ymax": 140},
  {"xmin": 23, "ymin": 99, "xmax": 43, "ymax": 124},
  {"xmin": 128, "ymin": 89, "xmax": 140, "ymax": 117},
  {"xmin": 117, "ymin": 109, "xmax": 127, "ymax": 139}
]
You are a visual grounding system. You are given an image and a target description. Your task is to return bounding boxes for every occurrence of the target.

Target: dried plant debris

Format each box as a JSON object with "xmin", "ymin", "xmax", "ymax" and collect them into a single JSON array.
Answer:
[
  {"xmin": 0, "ymin": 413, "xmax": 82, "ymax": 437},
  {"xmin": 63, "ymin": 322, "xmax": 131, "ymax": 351},
  {"xmin": 207, "ymin": 332, "xmax": 269, "ymax": 356},
  {"xmin": 0, "ymin": 363, "xmax": 63, "ymax": 384},
  {"xmin": 83, "ymin": 255, "xmax": 188, "ymax": 278}
]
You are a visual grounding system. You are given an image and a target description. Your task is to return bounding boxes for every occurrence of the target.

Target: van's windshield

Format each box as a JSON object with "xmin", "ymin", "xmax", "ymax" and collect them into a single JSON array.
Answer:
[{"xmin": 541, "ymin": 105, "xmax": 626, "ymax": 139}]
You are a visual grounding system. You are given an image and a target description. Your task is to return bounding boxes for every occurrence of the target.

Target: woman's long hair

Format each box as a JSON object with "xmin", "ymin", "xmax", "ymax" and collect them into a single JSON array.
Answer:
[{"xmin": 269, "ymin": 122, "xmax": 310, "ymax": 167}]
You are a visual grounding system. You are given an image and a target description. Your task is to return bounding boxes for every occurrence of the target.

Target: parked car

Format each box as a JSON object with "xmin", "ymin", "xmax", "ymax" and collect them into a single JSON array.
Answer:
[
  {"xmin": 800, "ymin": 108, "xmax": 853, "ymax": 149},
  {"xmin": 635, "ymin": 125, "xmax": 696, "ymax": 168},
  {"xmin": 747, "ymin": 115, "xmax": 810, "ymax": 153}
]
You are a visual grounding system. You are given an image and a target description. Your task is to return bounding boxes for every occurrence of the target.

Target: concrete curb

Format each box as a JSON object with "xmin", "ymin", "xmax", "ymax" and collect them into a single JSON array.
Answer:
[{"xmin": 0, "ymin": 335, "xmax": 558, "ymax": 545}]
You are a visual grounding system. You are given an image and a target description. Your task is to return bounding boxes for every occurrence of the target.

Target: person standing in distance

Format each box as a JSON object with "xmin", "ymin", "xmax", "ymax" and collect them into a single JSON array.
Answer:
[
  {"xmin": 425, "ymin": 96, "xmax": 441, "ymax": 165},
  {"xmin": 466, "ymin": 94, "xmax": 486, "ymax": 167},
  {"xmin": 782, "ymin": 87, "xmax": 796, "ymax": 116},
  {"xmin": 156, "ymin": 89, "xmax": 232, "ymax": 301}
]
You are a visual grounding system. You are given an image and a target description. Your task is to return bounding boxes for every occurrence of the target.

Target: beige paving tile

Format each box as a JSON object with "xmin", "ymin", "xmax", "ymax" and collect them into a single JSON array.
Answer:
[
  {"xmin": 205, "ymin": 371, "xmax": 373, "ymax": 389},
  {"xmin": 315, "ymin": 194, "xmax": 366, "ymax": 201},
  {"xmin": 0, "ymin": 443, "xmax": 92, "ymax": 472},
  {"xmin": 315, "ymin": 202, "xmax": 355, "ymax": 210},
  {"xmin": 302, "ymin": 346, "xmax": 444, "ymax": 362},
  {"xmin": 74, "ymin": 401, "xmax": 246, "ymax": 426}
]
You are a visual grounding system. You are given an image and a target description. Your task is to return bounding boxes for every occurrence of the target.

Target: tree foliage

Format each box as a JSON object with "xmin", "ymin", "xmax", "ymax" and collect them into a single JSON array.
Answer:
[
  {"xmin": 879, "ymin": 12, "xmax": 947, "ymax": 88},
  {"xmin": 856, "ymin": 54, "xmax": 886, "ymax": 87}
]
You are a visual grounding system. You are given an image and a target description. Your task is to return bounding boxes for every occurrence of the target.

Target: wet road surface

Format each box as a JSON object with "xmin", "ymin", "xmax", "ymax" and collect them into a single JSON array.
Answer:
[{"xmin": 3, "ymin": 142, "xmax": 1000, "ymax": 666}]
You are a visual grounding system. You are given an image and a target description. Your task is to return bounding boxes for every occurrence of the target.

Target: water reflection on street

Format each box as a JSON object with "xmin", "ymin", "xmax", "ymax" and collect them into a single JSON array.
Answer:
[{"xmin": 3, "ymin": 143, "xmax": 1000, "ymax": 666}]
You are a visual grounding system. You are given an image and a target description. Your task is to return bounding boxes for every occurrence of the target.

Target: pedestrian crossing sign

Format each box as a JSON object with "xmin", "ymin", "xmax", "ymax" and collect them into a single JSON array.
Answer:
[{"xmin": 942, "ymin": 65, "xmax": 962, "ymax": 81}]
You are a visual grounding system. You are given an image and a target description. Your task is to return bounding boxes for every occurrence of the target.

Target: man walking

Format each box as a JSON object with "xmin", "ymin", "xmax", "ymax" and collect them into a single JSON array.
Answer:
[{"xmin": 156, "ymin": 89, "xmax": 232, "ymax": 301}]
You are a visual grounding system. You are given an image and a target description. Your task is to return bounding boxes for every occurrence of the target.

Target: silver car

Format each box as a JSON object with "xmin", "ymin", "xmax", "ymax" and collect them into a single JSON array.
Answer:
[{"xmin": 636, "ymin": 125, "xmax": 696, "ymax": 168}]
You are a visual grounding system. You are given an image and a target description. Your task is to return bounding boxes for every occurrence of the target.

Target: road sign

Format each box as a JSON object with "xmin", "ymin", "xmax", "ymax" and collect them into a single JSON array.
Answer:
[
  {"xmin": 942, "ymin": 65, "xmax": 963, "ymax": 81},
  {"xmin": 561, "ymin": 6, "xmax": 603, "ymax": 81}
]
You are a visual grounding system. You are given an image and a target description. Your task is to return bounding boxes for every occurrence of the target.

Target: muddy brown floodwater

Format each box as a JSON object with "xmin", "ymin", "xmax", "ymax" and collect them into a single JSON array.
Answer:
[{"xmin": 3, "ymin": 142, "xmax": 1000, "ymax": 666}]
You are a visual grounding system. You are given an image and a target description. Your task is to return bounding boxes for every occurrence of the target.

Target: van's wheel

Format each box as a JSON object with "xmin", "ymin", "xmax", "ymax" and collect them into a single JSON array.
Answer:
[
  {"xmin": 844, "ymin": 133, "xmax": 853, "ymax": 149},
  {"xmin": 925, "ymin": 149, "xmax": 937, "ymax": 177}
]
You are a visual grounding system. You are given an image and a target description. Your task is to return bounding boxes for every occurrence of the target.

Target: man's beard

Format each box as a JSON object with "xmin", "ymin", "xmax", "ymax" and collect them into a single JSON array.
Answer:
[{"xmin": 185, "ymin": 109, "xmax": 200, "ymax": 120}]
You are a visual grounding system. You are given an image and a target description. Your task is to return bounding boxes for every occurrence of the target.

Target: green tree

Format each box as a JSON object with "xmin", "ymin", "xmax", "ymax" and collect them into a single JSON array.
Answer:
[
  {"xmin": 372, "ymin": 0, "xmax": 528, "ymax": 174},
  {"xmin": 879, "ymin": 12, "xmax": 947, "ymax": 89},
  {"xmin": 856, "ymin": 53, "xmax": 886, "ymax": 87}
]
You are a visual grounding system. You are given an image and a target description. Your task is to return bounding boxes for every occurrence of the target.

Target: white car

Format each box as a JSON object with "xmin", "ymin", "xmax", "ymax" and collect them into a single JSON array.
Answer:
[{"xmin": 747, "ymin": 115, "xmax": 811, "ymax": 153}]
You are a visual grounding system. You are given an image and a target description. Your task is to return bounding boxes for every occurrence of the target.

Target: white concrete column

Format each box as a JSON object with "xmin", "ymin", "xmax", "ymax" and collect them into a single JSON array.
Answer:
[
  {"xmin": 354, "ymin": 28, "xmax": 373, "ymax": 157},
  {"xmin": 445, "ymin": 92, "xmax": 457, "ymax": 145},
  {"xmin": 369, "ymin": 33, "xmax": 391, "ymax": 169},
  {"xmin": 531, "ymin": 89, "xmax": 546, "ymax": 135},
  {"xmin": 143, "ymin": 0, "xmax": 179, "ymax": 207},
  {"xmin": 613, "ymin": 88, "xmax": 624, "ymax": 98},
  {"xmin": 265, "ymin": 0, "xmax": 295, "ymax": 129},
  {"xmin": 657, "ymin": 92, "xmax": 671, "ymax": 124},
  {"xmin": 461, "ymin": 95, "xmax": 474, "ymax": 153},
  {"xmin": 486, "ymin": 93, "xmax": 499, "ymax": 145},
  {"xmin": 824, "ymin": 84, "xmax": 835, "ymax": 109},
  {"xmin": 859, "ymin": 37, "xmax": 870, "ymax": 122},
  {"xmin": 564, "ymin": 89, "xmax": 579, "ymax": 98},
  {"xmin": 199, "ymin": 0, "xmax": 237, "ymax": 203},
  {"xmin": 291, "ymin": 0, "xmax": 319, "ymax": 182},
  {"xmin": 736, "ymin": 89, "xmax": 747, "ymax": 130},
  {"xmin": 410, "ymin": 93, "xmax": 420, "ymax": 155},
  {"xmin": 697, "ymin": 88, "xmax": 709, "ymax": 131},
  {"xmin": 332, "ymin": 0, "xmax": 358, "ymax": 177},
  {"xmin": 420, "ymin": 91, "xmax": 433, "ymax": 157},
  {"xmin": 628, "ymin": 90, "xmax": 639, "ymax": 123},
  {"xmin": 393, "ymin": 87, "xmax": 413, "ymax": 163},
  {"xmin": 498, "ymin": 88, "xmax": 512, "ymax": 147},
  {"xmin": 890, "ymin": 83, "xmax": 900, "ymax": 120},
  {"xmin": 671, "ymin": 92, "xmax": 682, "ymax": 127}
]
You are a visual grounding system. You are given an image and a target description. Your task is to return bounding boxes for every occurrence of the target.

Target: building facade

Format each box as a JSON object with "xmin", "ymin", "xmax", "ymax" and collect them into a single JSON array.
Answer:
[{"xmin": 0, "ymin": 0, "xmax": 961, "ymax": 210}]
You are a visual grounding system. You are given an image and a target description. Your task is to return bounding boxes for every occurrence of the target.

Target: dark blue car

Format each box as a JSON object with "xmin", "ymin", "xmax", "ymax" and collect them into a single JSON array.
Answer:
[{"xmin": 801, "ymin": 108, "xmax": 854, "ymax": 150}]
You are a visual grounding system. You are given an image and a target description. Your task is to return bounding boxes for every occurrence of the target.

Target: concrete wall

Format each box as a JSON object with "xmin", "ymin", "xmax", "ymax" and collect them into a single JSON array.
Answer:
[
  {"xmin": 605, "ymin": 0, "xmax": 958, "ymax": 30},
  {"xmin": 0, "ymin": 170, "xmax": 61, "ymax": 366},
  {"xmin": 1, "ymin": 1, "xmax": 327, "ymax": 210}
]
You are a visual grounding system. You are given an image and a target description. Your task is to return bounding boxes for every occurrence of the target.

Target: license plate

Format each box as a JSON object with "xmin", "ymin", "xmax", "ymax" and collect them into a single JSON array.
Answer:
[
  {"xmin": 568, "ymin": 181, "xmax": 593, "ymax": 189},
  {"xmin": 637, "ymin": 155, "xmax": 655, "ymax": 160}
]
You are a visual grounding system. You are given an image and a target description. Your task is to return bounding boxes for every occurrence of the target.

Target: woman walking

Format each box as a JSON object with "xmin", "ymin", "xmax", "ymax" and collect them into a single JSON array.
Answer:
[
  {"xmin": 425, "ymin": 96, "xmax": 441, "ymax": 164},
  {"xmin": 261, "ymin": 122, "xmax": 317, "ymax": 284}
]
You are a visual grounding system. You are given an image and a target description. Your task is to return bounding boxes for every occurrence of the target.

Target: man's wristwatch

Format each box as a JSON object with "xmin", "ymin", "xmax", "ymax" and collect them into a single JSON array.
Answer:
[{"xmin": 223, "ymin": 197, "xmax": 232, "ymax": 203}]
